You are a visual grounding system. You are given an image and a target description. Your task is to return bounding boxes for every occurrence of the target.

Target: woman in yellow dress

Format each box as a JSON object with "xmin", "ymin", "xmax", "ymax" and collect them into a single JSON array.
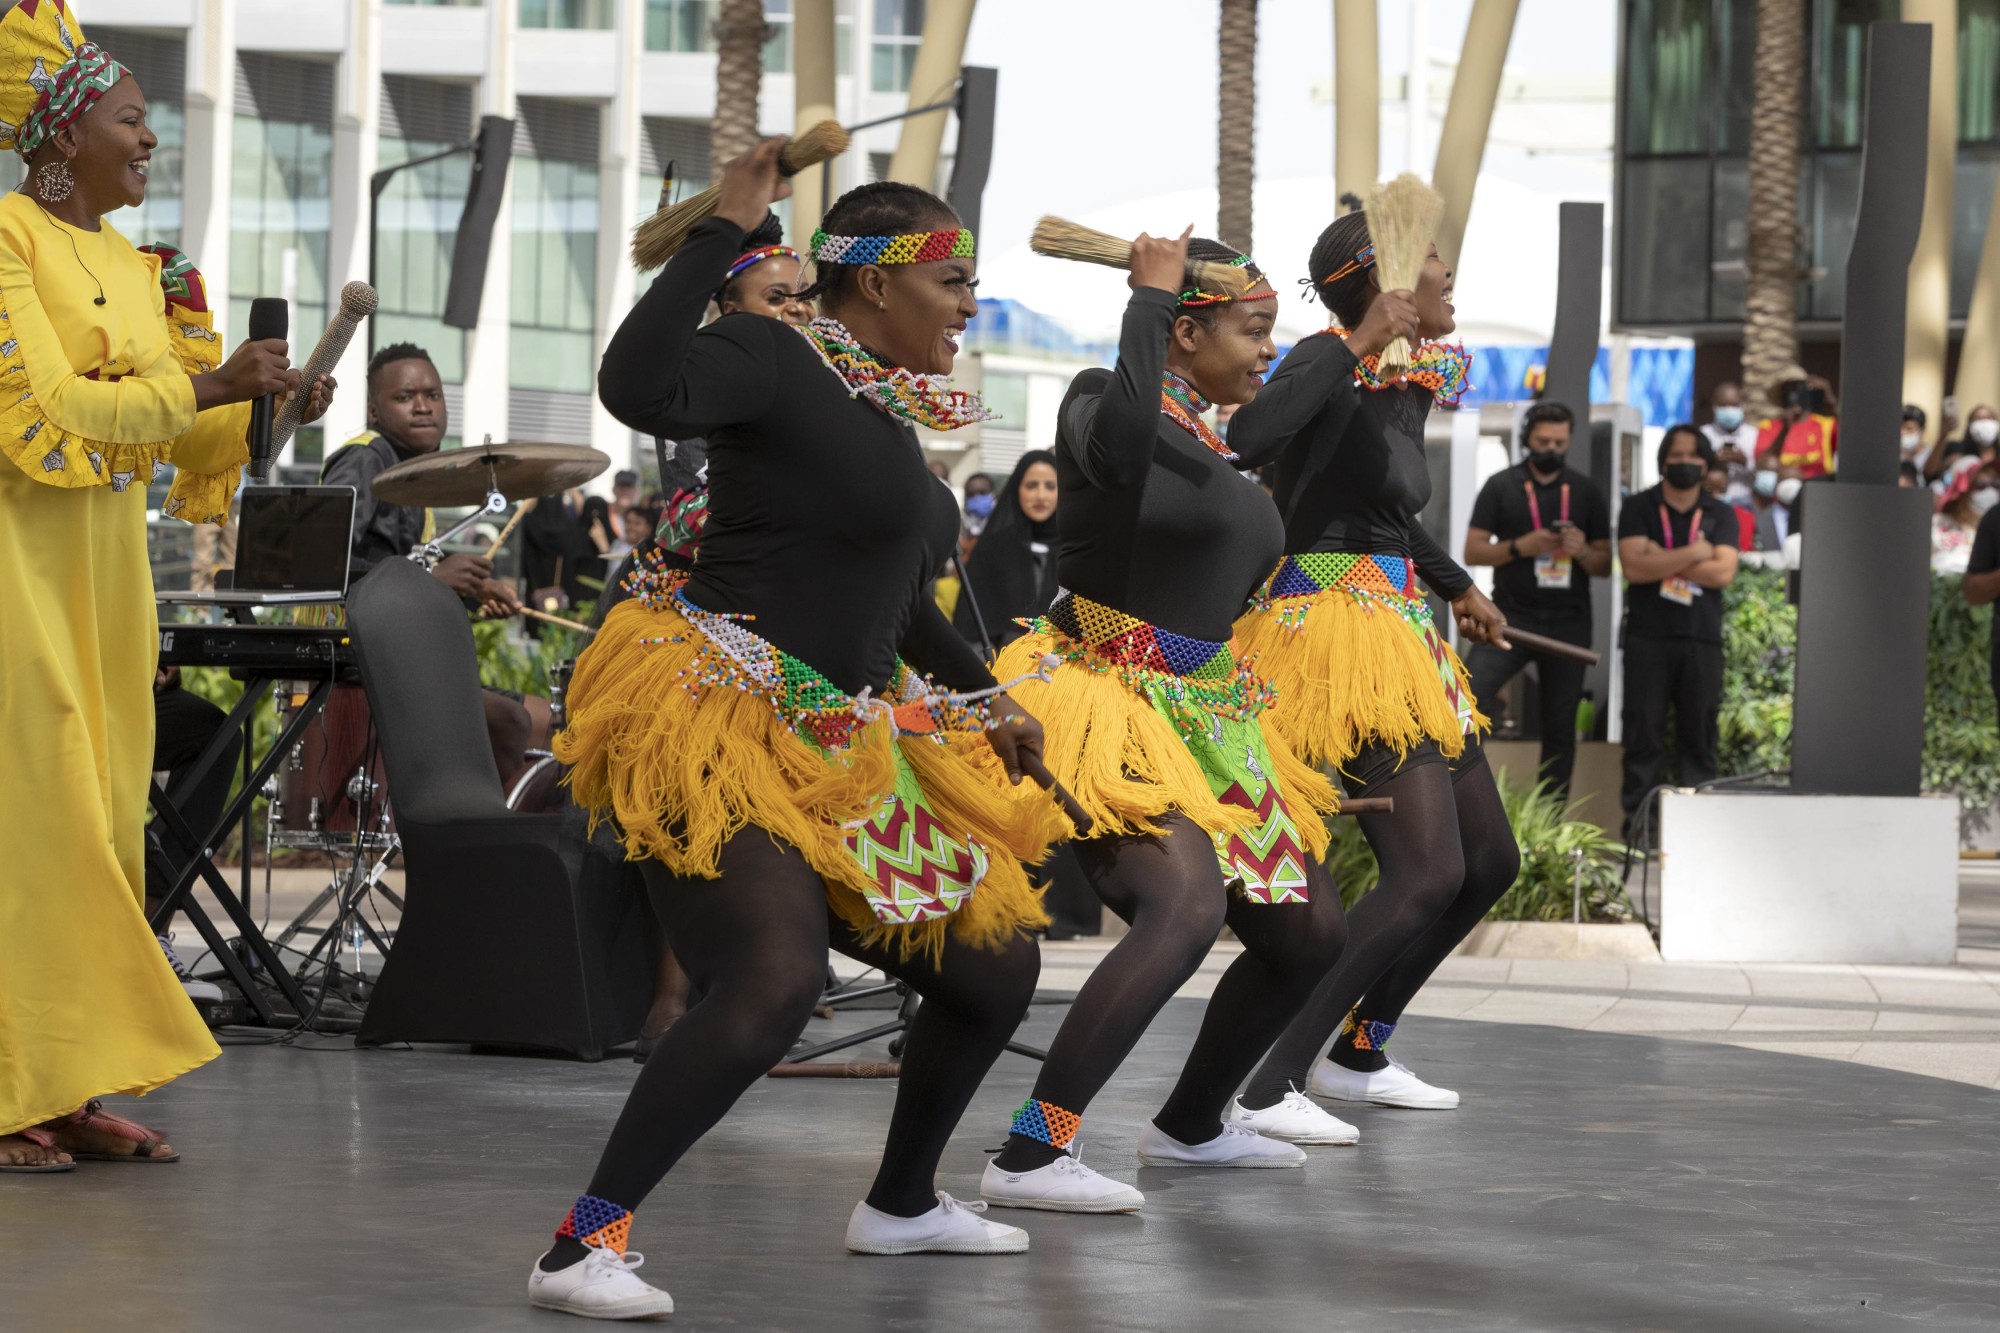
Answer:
[{"xmin": 0, "ymin": 3, "xmax": 321, "ymax": 1171}]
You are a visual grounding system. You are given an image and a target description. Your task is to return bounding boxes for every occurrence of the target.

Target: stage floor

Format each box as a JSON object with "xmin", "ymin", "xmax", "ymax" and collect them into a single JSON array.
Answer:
[{"xmin": 6, "ymin": 1000, "xmax": 1999, "ymax": 1332}]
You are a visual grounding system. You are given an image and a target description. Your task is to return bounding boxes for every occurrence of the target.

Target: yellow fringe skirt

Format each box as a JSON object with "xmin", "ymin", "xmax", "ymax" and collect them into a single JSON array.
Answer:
[
  {"xmin": 995, "ymin": 592, "xmax": 1337, "ymax": 904},
  {"xmin": 554, "ymin": 589, "xmax": 1062, "ymax": 962},
  {"xmin": 1235, "ymin": 551, "xmax": 1486, "ymax": 771}
]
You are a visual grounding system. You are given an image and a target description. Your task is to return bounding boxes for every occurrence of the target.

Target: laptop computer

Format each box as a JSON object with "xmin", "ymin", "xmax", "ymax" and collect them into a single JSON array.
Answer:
[{"xmin": 157, "ymin": 484, "xmax": 357, "ymax": 606}]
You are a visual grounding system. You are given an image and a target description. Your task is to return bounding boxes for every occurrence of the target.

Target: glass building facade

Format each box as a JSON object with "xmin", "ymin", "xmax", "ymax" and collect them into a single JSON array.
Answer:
[
  {"xmin": 1619, "ymin": 0, "xmax": 2000, "ymax": 331},
  {"xmin": 377, "ymin": 76, "xmax": 475, "ymax": 385},
  {"xmin": 510, "ymin": 98, "xmax": 601, "ymax": 395}
]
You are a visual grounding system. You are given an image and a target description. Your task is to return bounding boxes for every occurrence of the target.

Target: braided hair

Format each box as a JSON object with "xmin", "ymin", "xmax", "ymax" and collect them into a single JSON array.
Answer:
[
  {"xmin": 1309, "ymin": 193, "xmax": 1376, "ymax": 328},
  {"xmin": 794, "ymin": 180, "xmax": 962, "ymax": 309},
  {"xmin": 714, "ymin": 211, "xmax": 789, "ymax": 308},
  {"xmin": 1177, "ymin": 237, "xmax": 1253, "ymax": 331}
]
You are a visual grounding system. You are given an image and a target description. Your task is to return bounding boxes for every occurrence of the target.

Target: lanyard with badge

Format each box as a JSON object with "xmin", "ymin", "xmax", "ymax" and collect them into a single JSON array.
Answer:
[
  {"xmin": 1658, "ymin": 503, "xmax": 1699, "ymax": 606},
  {"xmin": 1526, "ymin": 479, "xmax": 1573, "ymax": 589}
]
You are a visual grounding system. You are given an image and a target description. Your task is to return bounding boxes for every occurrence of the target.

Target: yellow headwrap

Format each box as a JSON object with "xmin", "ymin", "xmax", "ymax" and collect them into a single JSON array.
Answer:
[{"xmin": 0, "ymin": 1, "xmax": 130, "ymax": 159}]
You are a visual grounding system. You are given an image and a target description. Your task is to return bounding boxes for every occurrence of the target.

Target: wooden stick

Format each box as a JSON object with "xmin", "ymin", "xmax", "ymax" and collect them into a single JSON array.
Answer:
[
  {"xmin": 1017, "ymin": 749, "xmax": 1094, "ymax": 836},
  {"xmin": 1336, "ymin": 796, "xmax": 1395, "ymax": 816},
  {"xmin": 520, "ymin": 606, "xmax": 594, "ymax": 635},
  {"xmin": 484, "ymin": 504, "xmax": 530, "ymax": 559},
  {"xmin": 1498, "ymin": 626, "xmax": 1602, "ymax": 666}
]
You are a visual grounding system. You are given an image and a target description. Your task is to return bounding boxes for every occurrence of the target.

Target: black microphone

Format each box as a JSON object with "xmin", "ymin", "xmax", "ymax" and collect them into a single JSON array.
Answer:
[{"xmin": 246, "ymin": 297, "xmax": 287, "ymax": 483}]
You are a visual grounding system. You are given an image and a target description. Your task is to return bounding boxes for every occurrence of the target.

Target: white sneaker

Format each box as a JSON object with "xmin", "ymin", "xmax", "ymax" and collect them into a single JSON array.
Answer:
[
  {"xmin": 157, "ymin": 933, "xmax": 225, "ymax": 1004},
  {"xmin": 1135, "ymin": 1120, "xmax": 1306, "ymax": 1169},
  {"xmin": 844, "ymin": 1192, "xmax": 1029, "ymax": 1255},
  {"xmin": 1227, "ymin": 1089, "xmax": 1359, "ymax": 1145},
  {"xmin": 1309, "ymin": 1055, "xmax": 1460, "ymax": 1109},
  {"xmin": 981, "ymin": 1145, "xmax": 1145, "ymax": 1213},
  {"xmin": 528, "ymin": 1246, "xmax": 674, "ymax": 1321}
]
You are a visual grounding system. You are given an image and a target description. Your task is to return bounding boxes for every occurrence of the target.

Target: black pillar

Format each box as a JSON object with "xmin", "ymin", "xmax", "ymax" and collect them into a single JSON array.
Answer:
[{"xmin": 1543, "ymin": 200, "xmax": 1603, "ymax": 473}]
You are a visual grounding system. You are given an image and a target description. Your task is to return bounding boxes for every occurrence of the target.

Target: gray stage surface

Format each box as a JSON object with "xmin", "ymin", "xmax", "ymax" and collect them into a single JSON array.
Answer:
[{"xmin": 5, "ymin": 999, "xmax": 1998, "ymax": 1332}]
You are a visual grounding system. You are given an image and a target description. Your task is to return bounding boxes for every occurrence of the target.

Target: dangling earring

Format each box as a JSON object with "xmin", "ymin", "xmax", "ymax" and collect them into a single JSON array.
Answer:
[{"xmin": 36, "ymin": 158, "xmax": 74, "ymax": 203}]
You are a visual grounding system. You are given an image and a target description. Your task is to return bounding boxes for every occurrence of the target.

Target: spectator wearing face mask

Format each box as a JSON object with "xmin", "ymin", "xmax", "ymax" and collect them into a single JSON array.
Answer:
[
  {"xmin": 1923, "ymin": 403, "xmax": 1999, "ymax": 485},
  {"xmin": 1617, "ymin": 425, "xmax": 1741, "ymax": 836},
  {"xmin": 958, "ymin": 470, "xmax": 996, "ymax": 551},
  {"xmin": 1931, "ymin": 456, "xmax": 1999, "ymax": 573},
  {"xmin": 1754, "ymin": 368, "xmax": 1838, "ymax": 479},
  {"xmin": 1707, "ymin": 457, "xmax": 1756, "ymax": 548},
  {"xmin": 1699, "ymin": 380, "xmax": 1758, "ymax": 504},
  {"xmin": 1900, "ymin": 404, "xmax": 1930, "ymax": 474},
  {"xmin": 1749, "ymin": 457, "xmax": 1806, "ymax": 553},
  {"xmin": 1461, "ymin": 401, "xmax": 1612, "ymax": 796}
]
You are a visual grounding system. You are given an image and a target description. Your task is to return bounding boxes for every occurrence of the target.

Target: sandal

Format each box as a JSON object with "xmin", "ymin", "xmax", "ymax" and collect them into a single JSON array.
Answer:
[
  {"xmin": 0, "ymin": 1127, "xmax": 75, "ymax": 1173},
  {"xmin": 50, "ymin": 1099, "xmax": 181, "ymax": 1163}
]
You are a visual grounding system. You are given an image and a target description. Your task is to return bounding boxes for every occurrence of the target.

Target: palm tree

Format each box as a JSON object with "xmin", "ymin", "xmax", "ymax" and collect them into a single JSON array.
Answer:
[
  {"xmin": 711, "ymin": 0, "xmax": 770, "ymax": 168},
  {"xmin": 1742, "ymin": 0, "xmax": 1805, "ymax": 409},
  {"xmin": 1217, "ymin": 0, "xmax": 1258, "ymax": 256}
]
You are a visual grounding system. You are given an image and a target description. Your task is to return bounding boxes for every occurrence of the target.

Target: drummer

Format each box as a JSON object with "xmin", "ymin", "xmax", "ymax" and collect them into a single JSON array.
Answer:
[{"xmin": 322, "ymin": 343, "xmax": 549, "ymax": 777}]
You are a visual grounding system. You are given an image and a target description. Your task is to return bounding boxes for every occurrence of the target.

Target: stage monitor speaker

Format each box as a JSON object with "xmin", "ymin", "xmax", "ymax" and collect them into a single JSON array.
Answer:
[
  {"xmin": 443, "ymin": 114, "xmax": 515, "ymax": 331},
  {"xmin": 947, "ymin": 66, "xmax": 998, "ymax": 241}
]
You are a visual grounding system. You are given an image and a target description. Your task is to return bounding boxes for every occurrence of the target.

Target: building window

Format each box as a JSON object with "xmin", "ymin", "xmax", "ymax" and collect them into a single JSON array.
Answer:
[
  {"xmin": 521, "ymin": 0, "xmax": 612, "ymax": 29},
  {"xmin": 873, "ymin": 0, "xmax": 924, "ymax": 93},
  {"xmin": 511, "ymin": 99, "xmax": 600, "ymax": 395},
  {"xmin": 386, "ymin": 0, "xmax": 482, "ymax": 6},
  {"xmin": 377, "ymin": 77, "xmax": 474, "ymax": 384},
  {"xmin": 1622, "ymin": 0, "xmax": 1712, "ymax": 155},
  {"xmin": 233, "ymin": 53, "xmax": 335, "ymax": 461},
  {"xmin": 1812, "ymin": 0, "xmax": 1894, "ymax": 149},
  {"xmin": 1964, "ymin": 0, "xmax": 2000, "ymax": 142},
  {"xmin": 94, "ymin": 28, "xmax": 186, "ymax": 250},
  {"xmin": 646, "ymin": 0, "xmax": 717, "ymax": 51}
]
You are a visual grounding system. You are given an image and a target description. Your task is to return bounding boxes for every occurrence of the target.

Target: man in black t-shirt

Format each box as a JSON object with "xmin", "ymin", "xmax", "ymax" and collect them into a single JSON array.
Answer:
[
  {"xmin": 1462, "ymin": 402, "xmax": 1612, "ymax": 795},
  {"xmin": 1960, "ymin": 500, "xmax": 2000, "ymax": 728},
  {"xmin": 1616, "ymin": 424, "xmax": 1742, "ymax": 833}
]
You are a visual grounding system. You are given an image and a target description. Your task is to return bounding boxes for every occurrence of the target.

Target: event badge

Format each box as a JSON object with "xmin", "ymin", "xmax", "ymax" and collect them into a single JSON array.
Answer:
[
  {"xmin": 1534, "ymin": 552, "xmax": 1572, "ymax": 589},
  {"xmin": 1660, "ymin": 575, "xmax": 1697, "ymax": 606}
]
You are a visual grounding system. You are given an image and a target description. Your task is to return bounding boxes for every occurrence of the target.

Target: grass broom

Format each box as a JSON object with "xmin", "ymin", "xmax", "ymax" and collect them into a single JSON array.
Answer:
[
  {"xmin": 1028, "ymin": 216, "xmax": 1256, "ymax": 297},
  {"xmin": 630, "ymin": 120, "xmax": 851, "ymax": 271},
  {"xmin": 1359, "ymin": 174, "xmax": 1444, "ymax": 379}
]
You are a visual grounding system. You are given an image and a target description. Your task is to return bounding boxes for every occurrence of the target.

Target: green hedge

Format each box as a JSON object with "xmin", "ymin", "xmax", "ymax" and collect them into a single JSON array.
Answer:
[{"xmin": 1717, "ymin": 566, "xmax": 2000, "ymax": 811}]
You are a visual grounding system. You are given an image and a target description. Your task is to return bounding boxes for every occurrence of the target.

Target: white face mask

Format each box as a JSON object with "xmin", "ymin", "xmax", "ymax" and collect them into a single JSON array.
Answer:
[
  {"xmin": 1776, "ymin": 477, "xmax": 1804, "ymax": 506},
  {"xmin": 1974, "ymin": 487, "xmax": 2000, "ymax": 516},
  {"xmin": 1901, "ymin": 430, "xmax": 1923, "ymax": 452},
  {"xmin": 1973, "ymin": 419, "xmax": 2000, "ymax": 446}
]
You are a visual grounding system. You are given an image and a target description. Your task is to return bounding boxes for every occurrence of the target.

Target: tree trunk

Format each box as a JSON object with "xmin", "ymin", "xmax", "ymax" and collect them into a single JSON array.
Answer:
[
  {"xmin": 1217, "ymin": 0, "xmax": 1258, "ymax": 256},
  {"xmin": 711, "ymin": 0, "xmax": 770, "ymax": 169},
  {"xmin": 1742, "ymin": 0, "xmax": 1805, "ymax": 410}
]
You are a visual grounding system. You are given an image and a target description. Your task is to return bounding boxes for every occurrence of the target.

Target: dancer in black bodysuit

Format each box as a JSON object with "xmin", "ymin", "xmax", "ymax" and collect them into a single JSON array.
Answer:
[
  {"xmin": 523, "ymin": 143, "xmax": 1065, "ymax": 1322},
  {"xmin": 978, "ymin": 230, "xmax": 1352, "ymax": 1218},
  {"xmin": 1231, "ymin": 205, "xmax": 1522, "ymax": 1117}
]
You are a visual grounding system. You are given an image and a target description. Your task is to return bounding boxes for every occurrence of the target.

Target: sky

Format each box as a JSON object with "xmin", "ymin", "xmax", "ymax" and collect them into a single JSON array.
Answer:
[{"xmin": 959, "ymin": 0, "xmax": 1621, "ymax": 339}]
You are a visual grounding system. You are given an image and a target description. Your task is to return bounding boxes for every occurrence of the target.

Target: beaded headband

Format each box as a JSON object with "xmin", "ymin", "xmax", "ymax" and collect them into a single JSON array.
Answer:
[
  {"xmin": 1318, "ymin": 243, "xmax": 1376, "ymax": 287},
  {"xmin": 809, "ymin": 227, "xmax": 976, "ymax": 266},
  {"xmin": 1179, "ymin": 255, "xmax": 1277, "ymax": 308},
  {"xmin": 723, "ymin": 245, "xmax": 800, "ymax": 282}
]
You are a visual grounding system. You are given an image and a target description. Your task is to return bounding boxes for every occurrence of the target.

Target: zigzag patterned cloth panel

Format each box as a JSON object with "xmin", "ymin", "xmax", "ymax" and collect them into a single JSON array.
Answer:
[
  {"xmin": 1199, "ymin": 708, "xmax": 1313, "ymax": 905},
  {"xmin": 842, "ymin": 744, "xmax": 991, "ymax": 926},
  {"xmin": 1258, "ymin": 552, "xmax": 1474, "ymax": 732}
]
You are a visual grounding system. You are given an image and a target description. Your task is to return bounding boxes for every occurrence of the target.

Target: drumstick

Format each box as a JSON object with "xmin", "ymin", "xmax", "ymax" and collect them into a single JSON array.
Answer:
[
  {"xmin": 484, "ymin": 504, "xmax": 530, "ymax": 559},
  {"xmin": 1336, "ymin": 796, "xmax": 1395, "ymax": 816},
  {"xmin": 1016, "ymin": 750, "xmax": 1094, "ymax": 836},
  {"xmin": 520, "ymin": 606, "xmax": 594, "ymax": 635},
  {"xmin": 1497, "ymin": 626, "xmax": 1602, "ymax": 666}
]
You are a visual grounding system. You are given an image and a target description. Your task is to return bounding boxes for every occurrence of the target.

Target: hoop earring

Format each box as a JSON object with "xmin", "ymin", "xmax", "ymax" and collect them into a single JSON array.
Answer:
[{"xmin": 36, "ymin": 159, "xmax": 74, "ymax": 203}]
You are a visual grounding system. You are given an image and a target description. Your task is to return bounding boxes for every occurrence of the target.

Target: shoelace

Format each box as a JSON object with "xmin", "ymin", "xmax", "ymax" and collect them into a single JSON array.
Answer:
[
  {"xmin": 935, "ymin": 1192, "xmax": 990, "ymax": 1216},
  {"xmin": 582, "ymin": 1244, "xmax": 647, "ymax": 1276},
  {"xmin": 1280, "ymin": 1090, "xmax": 1323, "ymax": 1115},
  {"xmin": 156, "ymin": 934, "xmax": 196, "ymax": 982}
]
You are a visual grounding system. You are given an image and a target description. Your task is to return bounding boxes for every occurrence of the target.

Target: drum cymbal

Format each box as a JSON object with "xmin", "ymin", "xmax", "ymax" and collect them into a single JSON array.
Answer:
[{"xmin": 369, "ymin": 441, "xmax": 613, "ymax": 507}]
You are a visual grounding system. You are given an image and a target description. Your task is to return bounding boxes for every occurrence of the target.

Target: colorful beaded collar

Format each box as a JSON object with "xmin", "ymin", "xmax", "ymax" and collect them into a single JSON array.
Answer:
[
  {"xmin": 809, "ymin": 227, "xmax": 976, "ymax": 266},
  {"xmin": 797, "ymin": 317, "xmax": 994, "ymax": 432},
  {"xmin": 1159, "ymin": 372, "xmax": 1236, "ymax": 463},
  {"xmin": 1323, "ymin": 327, "xmax": 1474, "ymax": 409}
]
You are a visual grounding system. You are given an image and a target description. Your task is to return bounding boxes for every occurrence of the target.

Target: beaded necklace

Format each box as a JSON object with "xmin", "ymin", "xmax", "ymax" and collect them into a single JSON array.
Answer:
[
  {"xmin": 1158, "ymin": 372, "xmax": 1237, "ymax": 462},
  {"xmin": 796, "ymin": 317, "xmax": 994, "ymax": 432},
  {"xmin": 1323, "ymin": 327, "xmax": 1474, "ymax": 409}
]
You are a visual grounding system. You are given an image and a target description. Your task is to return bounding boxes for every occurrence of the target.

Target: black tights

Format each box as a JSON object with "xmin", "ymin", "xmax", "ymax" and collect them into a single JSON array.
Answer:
[
  {"xmin": 543, "ymin": 831, "xmax": 1040, "ymax": 1269},
  {"xmin": 1241, "ymin": 755, "xmax": 1519, "ymax": 1108},
  {"xmin": 992, "ymin": 815, "xmax": 1347, "ymax": 1171}
]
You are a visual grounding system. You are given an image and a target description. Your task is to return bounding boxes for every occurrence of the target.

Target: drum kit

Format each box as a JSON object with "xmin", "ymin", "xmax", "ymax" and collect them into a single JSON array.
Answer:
[{"xmin": 267, "ymin": 439, "xmax": 608, "ymax": 974}]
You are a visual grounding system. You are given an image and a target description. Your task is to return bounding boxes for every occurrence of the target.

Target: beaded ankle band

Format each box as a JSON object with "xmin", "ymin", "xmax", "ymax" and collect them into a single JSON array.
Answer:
[
  {"xmin": 1010, "ymin": 1097, "xmax": 1081, "ymax": 1149},
  {"xmin": 809, "ymin": 227, "xmax": 975, "ymax": 266},
  {"xmin": 556, "ymin": 1194, "xmax": 634, "ymax": 1254},
  {"xmin": 1338, "ymin": 1007, "xmax": 1397, "ymax": 1053}
]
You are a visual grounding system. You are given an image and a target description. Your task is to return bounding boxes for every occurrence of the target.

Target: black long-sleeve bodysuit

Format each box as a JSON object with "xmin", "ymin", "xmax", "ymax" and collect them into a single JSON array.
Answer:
[
  {"xmin": 1228, "ymin": 331, "xmax": 1473, "ymax": 600},
  {"xmin": 597, "ymin": 217, "xmax": 993, "ymax": 698},
  {"xmin": 1054, "ymin": 289, "xmax": 1284, "ymax": 640}
]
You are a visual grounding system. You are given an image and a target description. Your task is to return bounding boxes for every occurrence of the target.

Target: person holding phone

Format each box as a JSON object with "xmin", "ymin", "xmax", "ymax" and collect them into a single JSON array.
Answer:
[
  {"xmin": 1461, "ymin": 401, "xmax": 1611, "ymax": 797},
  {"xmin": 1754, "ymin": 368, "xmax": 1838, "ymax": 479}
]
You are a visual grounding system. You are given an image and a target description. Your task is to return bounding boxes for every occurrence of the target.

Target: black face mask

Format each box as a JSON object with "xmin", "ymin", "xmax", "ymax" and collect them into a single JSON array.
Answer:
[
  {"xmin": 1663, "ymin": 461, "xmax": 1707, "ymax": 490},
  {"xmin": 1528, "ymin": 449, "xmax": 1566, "ymax": 476}
]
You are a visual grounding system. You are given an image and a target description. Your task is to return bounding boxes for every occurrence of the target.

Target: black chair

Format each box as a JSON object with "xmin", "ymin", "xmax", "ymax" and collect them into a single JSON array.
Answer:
[{"xmin": 347, "ymin": 557, "xmax": 651, "ymax": 1059}]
